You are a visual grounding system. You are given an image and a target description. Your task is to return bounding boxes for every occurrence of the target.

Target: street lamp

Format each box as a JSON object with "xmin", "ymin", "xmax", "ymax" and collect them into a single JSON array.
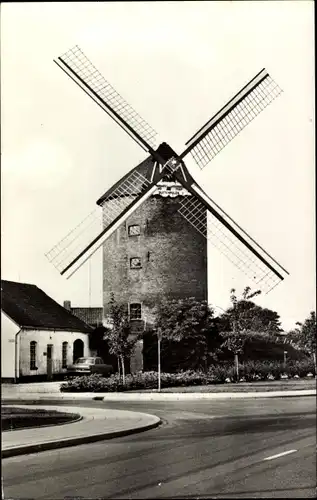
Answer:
[{"xmin": 157, "ymin": 328, "xmax": 162, "ymax": 392}]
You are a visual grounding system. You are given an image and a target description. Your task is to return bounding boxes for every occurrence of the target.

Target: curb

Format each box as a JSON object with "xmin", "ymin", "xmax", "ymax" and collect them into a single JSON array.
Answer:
[
  {"xmin": 2, "ymin": 417, "xmax": 161, "ymax": 458},
  {"xmin": 2, "ymin": 389, "xmax": 315, "ymax": 403}
]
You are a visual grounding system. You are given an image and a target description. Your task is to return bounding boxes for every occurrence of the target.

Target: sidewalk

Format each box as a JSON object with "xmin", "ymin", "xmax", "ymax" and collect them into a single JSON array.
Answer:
[
  {"xmin": 2, "ymin": 405, "xmax": 161, "ymax": 458},
  {"xmin": 2, "ymin": 382, "xmax": 315, "ymax": 401},
  {"xmin": 2, "ymin": 382, "xmax": 62, "ymax": 394}
]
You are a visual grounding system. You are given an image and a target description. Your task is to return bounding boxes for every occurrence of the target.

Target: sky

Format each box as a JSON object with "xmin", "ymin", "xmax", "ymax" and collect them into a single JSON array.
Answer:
[{"xmin": 1, "ymin": 1, "xmax": 315, "ymax": 331}]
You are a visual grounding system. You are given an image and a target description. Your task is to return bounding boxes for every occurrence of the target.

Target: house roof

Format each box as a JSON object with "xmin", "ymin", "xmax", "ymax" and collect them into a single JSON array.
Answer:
[
  {"xmin": 71, "ymin": 307, "xmax": 103, "ymax": 326},
  {"xmin": 1, "ymin": 280, "xmax": 92, "ymax": 332},
  {"xmin": 96, "ymin": 142, "xmax": 197, "ymax": 205}
]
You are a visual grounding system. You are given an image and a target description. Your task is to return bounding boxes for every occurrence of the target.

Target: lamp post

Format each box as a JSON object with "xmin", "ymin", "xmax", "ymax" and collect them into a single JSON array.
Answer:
[
  {"xmin": 157, "ymin": 328, "xmax": 162, "ymax": 392},
  {"xmin": 283, "ymin": 350, "xmax": 287, "ymax": 369}
]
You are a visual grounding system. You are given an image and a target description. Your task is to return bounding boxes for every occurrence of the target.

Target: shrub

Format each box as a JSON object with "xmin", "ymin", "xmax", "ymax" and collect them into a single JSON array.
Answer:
[
  {"xmin": 60, "ymin": 359, "xmax": 316, "ymax": 392},
  {"xmin": 238, "ymin": 360, "xmax": 271, "ymax": 381},
  {"xmin": 61, "ymin": 370, "xmax": 211, "ymax": 392},
  {"xmin": 206, "ymin": 364, "xmax": 234, "ymax": 383}
]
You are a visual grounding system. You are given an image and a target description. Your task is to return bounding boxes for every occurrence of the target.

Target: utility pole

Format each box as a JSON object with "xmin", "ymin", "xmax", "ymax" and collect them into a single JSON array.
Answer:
[{"xmin": 157, "ymin": 328, "xmax": 162, "ymax": 392}]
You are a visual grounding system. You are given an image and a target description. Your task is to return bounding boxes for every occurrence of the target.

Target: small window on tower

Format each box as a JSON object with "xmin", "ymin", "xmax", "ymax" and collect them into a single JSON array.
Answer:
[
  {"xmin": 130, "ymin": 303, "xmax": 142, "ymax": 320},
  {"xmin": 130, "ymin": 257, "xmax": 142, "ymax": 269},
  {"xmin": 128, "ymin": 225, "xmax": 140, "ymax": 236}
]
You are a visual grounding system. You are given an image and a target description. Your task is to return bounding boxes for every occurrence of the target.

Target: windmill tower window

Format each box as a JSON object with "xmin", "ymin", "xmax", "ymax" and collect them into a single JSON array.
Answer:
[
  {"xmin": 129, "ymin": 303, "xmax": 142, "ymax": 320},
  {"xmin": 130, "ymin": 257, "xmax": 142, "ymax": 269},
  {"xmin": 128, "ymin": 225, "xmax": 140, "ymax": 236}
]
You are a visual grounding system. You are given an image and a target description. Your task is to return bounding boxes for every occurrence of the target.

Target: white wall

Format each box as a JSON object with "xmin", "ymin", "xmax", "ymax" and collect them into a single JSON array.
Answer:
[
  {"xmin": 1, "ymin": 311, "xmax": 19, "ymax": 379},
  {"xmin": 19, "ymin": 329, "xmax": 90, "ymax": 377}
]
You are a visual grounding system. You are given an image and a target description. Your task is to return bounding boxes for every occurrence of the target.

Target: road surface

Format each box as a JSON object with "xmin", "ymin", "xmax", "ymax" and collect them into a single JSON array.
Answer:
[{"xmin": 2, "ymin": 397, "xmax": 316, "ymax": 498}]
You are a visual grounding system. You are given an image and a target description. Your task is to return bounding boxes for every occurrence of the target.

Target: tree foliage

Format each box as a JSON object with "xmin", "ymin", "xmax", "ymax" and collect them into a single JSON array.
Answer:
[
  {"xmin": 152, "ymin": 297, "xmax": 215, "ymax": 372},
  {"xmin": 288, "ymin": 311, "xmax": 316, "ymax": 356},
  {"xmin": 155, "ymin": 297, "xmax": 214, "ymax": 341},
  {"xmin": 218, "ymin": 287, "xmax": 282, "ymax": 339},
  {"xmin": 217, "ymin": 287, "xmax": 283, "ymax": 379}
]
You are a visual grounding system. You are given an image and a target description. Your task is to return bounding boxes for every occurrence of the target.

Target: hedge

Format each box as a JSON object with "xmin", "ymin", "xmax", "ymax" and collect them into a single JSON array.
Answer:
[{"xmin": 60, "ymin": 359, "xmax": 316, "ymax": 392}]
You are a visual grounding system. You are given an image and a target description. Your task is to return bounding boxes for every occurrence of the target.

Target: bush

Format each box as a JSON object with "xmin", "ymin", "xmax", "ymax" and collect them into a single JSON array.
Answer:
[
  {"xmin": 238, "ymin": 360, "xmax": 272, "ymax": 381},
  {"xmin": 285, "ymin": 358, "xmax": 315, "ymax": 378},
  {"xmin": 60, "ymin": 370, "xmax": 211, "ymax": 392},
  {"xmin": 238, "ymin": 359, "xmax": 316, "ymax": 381},
  {"xmin": 60, "ymin": 359, "xmax": 316, "ymax": 392},
  {"xmin": 207, "ymin": 364, "xmax": 235, "ymax": 383}
]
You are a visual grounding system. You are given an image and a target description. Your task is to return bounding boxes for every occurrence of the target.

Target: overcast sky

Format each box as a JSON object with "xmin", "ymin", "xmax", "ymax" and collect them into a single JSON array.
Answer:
[{"xmin": 1, "ymin": 1, "xmax": 315, "ymax": 330}]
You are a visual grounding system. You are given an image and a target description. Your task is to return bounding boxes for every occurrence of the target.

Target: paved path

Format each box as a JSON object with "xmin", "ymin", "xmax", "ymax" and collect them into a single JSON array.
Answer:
[
  {"xmin": 2, "ymin": 405, "xmax": 161, "ymax": 458},
  {"xmin": 2, "ymin": 389, "xmax": 315, "ymax": 400},
  {"xmin": 2, "ymin": 397, "xmax": 315, "ymax": 499},
  {"xmin": 2, "ymin": 382, "xmax": 62, "ymax": 393},
  {"xmin": 2, "ymin": 381, "xmax": 315, "ymax": 401}
]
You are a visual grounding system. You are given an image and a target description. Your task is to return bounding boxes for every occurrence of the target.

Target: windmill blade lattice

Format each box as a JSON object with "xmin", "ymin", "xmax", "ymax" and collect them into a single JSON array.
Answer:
[
  {"xmin": 182, "ymin": 69, "xmax": 282, "ymax": 170},
  {"xmin": 50, "ymin": 45, "xmax": 288, "ymax": 289},
  {"xmin": 178, "ymin": 193, "xmax": 284, "ymax": 293},
  {"xmin": 45, "ymin": 170, "xmax": 151, "ymax": 275},
  {"xmin": 45, "ymin": 209, "xmax": 102, "ymax": 274},
  {"xmin": 57, "ymin": 46, "xmax": 158, "ymax": 151}
]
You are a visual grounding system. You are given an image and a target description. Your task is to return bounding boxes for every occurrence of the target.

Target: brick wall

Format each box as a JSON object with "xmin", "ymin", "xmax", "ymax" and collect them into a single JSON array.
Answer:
[{"xmin": 102, "ymin": 194, "xmax": 207, "ymax": 328}]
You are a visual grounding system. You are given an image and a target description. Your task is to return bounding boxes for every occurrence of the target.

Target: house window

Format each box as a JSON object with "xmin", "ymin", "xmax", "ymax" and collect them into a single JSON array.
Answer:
[
  {"xmin": 128, "ymin": 225, "xmax": 140, "ymax": 236},
  {"xmin": 62, "ymin": 341, "xmax": 68, "ymax": 369},
  {"xmin": 30, "ymin": 341, "xmax": 37, "ymax": 370},
  {"xmin": 130, "ymin": 257, "xmax": 142, "ymax": 269},
  {"xmin": 130, "ymin": 303, "xmax": 142, "ymax": 320}
]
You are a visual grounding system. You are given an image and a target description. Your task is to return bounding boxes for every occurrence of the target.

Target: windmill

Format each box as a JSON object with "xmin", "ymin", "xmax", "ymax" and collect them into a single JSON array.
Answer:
[{"xmin": 46, "ymin": 46, "xmax": 289, "ymax": 302}]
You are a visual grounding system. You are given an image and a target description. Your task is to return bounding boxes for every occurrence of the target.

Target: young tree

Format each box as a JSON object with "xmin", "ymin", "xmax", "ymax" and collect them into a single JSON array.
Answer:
[
  {"xmin": 154, "ymin": 297, "xmax": 215, "ymax": 372},
  {"xmin": 220, "ymin": 330, "xmax": 247, "ymax": 380},
  {"xmin": 103, "ymin": 293, "xmax": 139, "ymax": 383},
  {"xmin": 218, "ymin": 287, "xmax": 282, "ymax": 380}
]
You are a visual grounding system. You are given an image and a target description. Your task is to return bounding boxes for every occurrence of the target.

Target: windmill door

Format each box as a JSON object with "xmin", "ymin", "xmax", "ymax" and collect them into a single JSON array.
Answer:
[{"xmin": 46, "ymin": 344, "xmax": 53, "ymax": 381}]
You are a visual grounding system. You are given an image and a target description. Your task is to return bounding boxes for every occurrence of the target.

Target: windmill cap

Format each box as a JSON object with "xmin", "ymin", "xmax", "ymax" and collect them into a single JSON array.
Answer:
[
  {"xmin": 96, "ymin": 142, "xmax": 196, "ymax": 205},
  {"xmin": 156, "ymin": 142, "xmax": 178, "ymax": 161}
]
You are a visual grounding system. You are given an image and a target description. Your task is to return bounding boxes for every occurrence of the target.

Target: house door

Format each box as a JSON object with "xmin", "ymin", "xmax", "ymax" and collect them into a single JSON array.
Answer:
[
  {"xmin": 73, "ymin": 339, "xmax": 84, "ymax": 363},
  {"xmin": 47, "ymin": 344, "xmax": 53, "ymax": 381}
]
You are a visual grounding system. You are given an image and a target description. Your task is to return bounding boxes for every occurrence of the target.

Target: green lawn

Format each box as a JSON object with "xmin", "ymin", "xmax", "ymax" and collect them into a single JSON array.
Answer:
[
  {"xmin": 1, "ymin": 407, "xmax": 81, "ymax": 431},
  {"xmin": 135, "ymin": 378, "xmax": 316, "ymax": 393}
]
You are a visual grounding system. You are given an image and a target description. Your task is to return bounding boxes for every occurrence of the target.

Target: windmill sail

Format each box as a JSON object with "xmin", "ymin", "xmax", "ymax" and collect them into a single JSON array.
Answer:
[
  {"xmin": 46, "ymin": 145, "xmax": 288, "ymax": 288},
  {"xmin": 55, "ymin": 46, "xmax": 158, "ymax": 153},
  {"xmin": 49, "ymin": 46, "xmax": 288, "ymax": 291},
  {"xmin": 46, "ymin": 143, "xmax": 187, "ymax": 278},
  {"xmin": 181, "ymin": 69, "xmax": 282, "ymax": 169},
  {"xmin": 177, "ymin": 182, "xmax": 288, "ymax": 293},
  {"xmin": 45, "ymin": 170, "xmax": 158, "ymax": 279}
]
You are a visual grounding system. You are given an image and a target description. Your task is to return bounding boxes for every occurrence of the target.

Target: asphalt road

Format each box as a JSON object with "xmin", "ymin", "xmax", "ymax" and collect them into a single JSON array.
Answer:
[{"xmin": 2, "ymin": 397, "xmax": 316, "ymax": 498}]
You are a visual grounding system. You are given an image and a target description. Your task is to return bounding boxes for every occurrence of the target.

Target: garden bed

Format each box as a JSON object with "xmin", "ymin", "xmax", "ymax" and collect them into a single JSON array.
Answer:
[
  {"xmin": 1, "ymin": 407, "xmax": 81, "ymax": 431},
  {"xmin": 60, "ymin": 360, "xmax": 316, "ymax": 393}
]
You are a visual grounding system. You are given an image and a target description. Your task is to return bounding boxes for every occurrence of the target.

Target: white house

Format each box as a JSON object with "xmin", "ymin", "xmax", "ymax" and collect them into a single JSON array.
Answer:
[{"xmin": 1, "ymin": 280, "xmax": 92, "ymax": 382}]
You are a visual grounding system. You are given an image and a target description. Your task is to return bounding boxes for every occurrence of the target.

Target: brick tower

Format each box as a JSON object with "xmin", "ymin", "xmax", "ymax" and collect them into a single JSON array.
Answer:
[{"xmin": 97, "ymin": 143, "xmax": 207, "ymax": 371}]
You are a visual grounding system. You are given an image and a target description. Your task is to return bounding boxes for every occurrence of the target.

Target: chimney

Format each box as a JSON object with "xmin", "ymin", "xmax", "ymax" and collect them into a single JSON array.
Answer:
[{"xmin": 64, "ymin": 300, "xmax": 71, "ymax": 311}]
